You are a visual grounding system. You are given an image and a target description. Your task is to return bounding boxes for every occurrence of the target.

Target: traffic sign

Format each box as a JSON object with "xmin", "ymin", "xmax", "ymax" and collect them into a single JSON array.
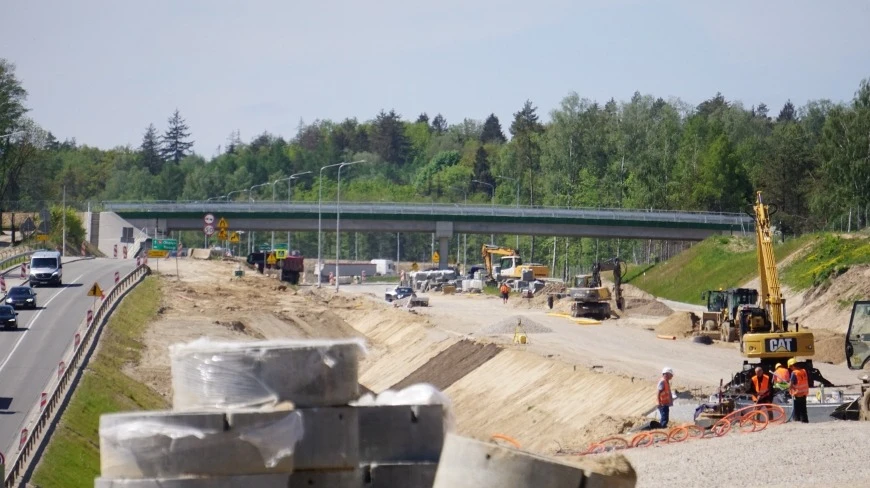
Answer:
[
  {"xmin": 411, "ymin": 262, "xmax": 419, "ymax": 271},
  {"xmin": 217, "ymin": 217, "xmax": 229, "ymax": 230},
  {"xmin": 230, "ymin": 232, "xmax": 240, "ymax": 243},
  {"xmin": 203, "ymin": 213, "xmax": 215, "ymax": 225},
  {"xmin": 36, "ymin": 234, "xmax": 48, "ymax": 241},
  {"xmin": 87, "ymin": 282, "xmax": 103, "ymax": 297},
  {"xmin": 275, "ymin": 249, "xmax": 287, "ymax": 259},
  {"xmin": 153, "ymin": 238, "xmax": 178, "ymax": 251},
  {"xmin": 148, "ymin": 249, "xmax": 169, "ymax": 258},
  {"xmin": 275, "ymin": 243, "xmax": 288, "ymax": 250},
  {"xmin": 217, "ymin": 229, "xmax": 228, "ymax": 240},
  {"xmin": 266, "ymin": 253, "xmax": 277, "ymax": 265},
  {"xmin": 433, "ymin": 251, "xmax": 440, "ymax": 263},
  {"xmin": 259, "ymin": 243, "xmax": 271, "ymax": 251},
  {"xmin": 203, "ymin": 225, "xmax": 215, "ymax": 236}
]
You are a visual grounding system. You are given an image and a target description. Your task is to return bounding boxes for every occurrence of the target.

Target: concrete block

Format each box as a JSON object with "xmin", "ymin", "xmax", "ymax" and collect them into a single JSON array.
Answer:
[
  {"xmin": 170, "ymin": 338, "xmax": 363, "ymax": 409},
  {"xmin": 431, "ymin": 433, "xmax": 586, "ymax": 488},
  {"xmin": 99, "ymin": 410, "xmax": 302, "ymax": 478},
  {"xmin": 358, "ymin": 405, "xmax": 444, "ymax": 463},
  {"xmin": 94, "ymin": 474, "xmax": 290, "ymax": 488},
  {"xmin": 229, "ymin": 407, "xmax": 359, "ymax": 470},
  {"xmin": 289, "ymin": 469, "xmax": 362, "ymax": 487},
  {"xmin": 364, "ymin": 463, "xmax": 438, "ymax": 488}
]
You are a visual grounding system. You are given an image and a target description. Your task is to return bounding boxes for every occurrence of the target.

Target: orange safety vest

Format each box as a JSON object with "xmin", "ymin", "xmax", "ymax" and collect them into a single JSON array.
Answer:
[
  {"xmin": 657, "ymin": 378, "xmax": 672, "ymax": 406},
  {"xmin": 773, "ymin": 367, "xmax": 790, "ymax": 384},
  {"xmin": 790, "ymin": 369, "xmax": 809, "ymax": 398},
  {"xmin": 500, "ymin": 284, "xmax": 509, "ymax": 294},
  {"xmin": 751, "ymin": 375, "xmax": 770, "ymax": 402}
]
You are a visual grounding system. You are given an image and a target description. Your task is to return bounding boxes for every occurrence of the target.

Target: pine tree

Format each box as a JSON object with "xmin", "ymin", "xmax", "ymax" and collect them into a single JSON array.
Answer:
[
  {"xmin": 160, "ymin": 109, "xmax": 194, "ymax": 164},
  {"xmin": 776, "ymin": 100, "xmax": 796, "ymax": 123},
  {"xmin": 416, "ymin": 113, "xmax": 430, "ymax": 125},
  {"xmin": 140, "ymin": 124, "xmax": 162, "ymax": 174},
  {"xmin": 480, "ymin": 114, "xmax": 506, "ymax": 143},
  {"xmin": 431, "ymin": 114, "xmax": 447, "ymax": 134}
]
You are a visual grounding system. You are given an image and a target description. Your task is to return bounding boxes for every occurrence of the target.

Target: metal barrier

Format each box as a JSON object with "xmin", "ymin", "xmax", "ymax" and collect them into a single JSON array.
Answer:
[
  {"xmin": 0, "ymin": 251, "xmax": 34, "ymax": 276},
  {"xmin": 2, "ymin": 264, "xmax": 151, "ymax": 487}
]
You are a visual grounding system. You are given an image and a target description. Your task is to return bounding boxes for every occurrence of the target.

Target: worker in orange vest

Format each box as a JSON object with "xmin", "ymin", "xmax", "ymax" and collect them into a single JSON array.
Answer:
[
  {"xmin": 772, "ymin": 362, "xmax": 790, "ymax": 390},
  {"xmin": 657, "ymin": 367, "xmax": 674, "ymax": 428},
  {"xmin": 750, "ymin": 366, "xmax": 773, "ymax": 404},
  {"xmin": 788, "ymin": 358, "xmax": 810, "ymax": 423},
  {"xmin": 499, "ymin": 283, "xmax": 510, "ymax": 304}
]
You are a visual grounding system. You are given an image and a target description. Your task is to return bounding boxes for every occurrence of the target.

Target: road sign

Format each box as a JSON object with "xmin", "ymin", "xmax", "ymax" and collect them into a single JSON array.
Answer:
[
  {"xmin": 433, "ymin": 251, "xmax": 440, "ymax": 263},
  {"xmin": 266, "ymin": 253, "xmax": 277, "ymax": 265},
  {"xmin": 203, "ymin": 224, "xmax": 215, "ymax": 236},
  {"xmin": 203, "ymin": 213, "xmax": 215, "ymax": 225},
  {"xmin": 217, "ymin": 217, "xmax": 229, "ymax": 230},
  {"xmin": 217, "ymin": 229, "xmax": 228, "ymax": 240},
  {"xmin": 36, "ymin": 234, "xmax": 48, "ymax": 241},
  {"xmin": 152, "ymin": 238, "xmax": 178, "ymax": 251},
  {"xmin": 275, "ymin": 243, "xmax": 288, "ymax": 250},
  {"xmin": 275, "ymin": 249, "xmax": 287, "ymax": 259},
  {"xmin": 19, "ymin": 217, "xmax": 36, "ymax": 235},
  {"xmin": 259, "ymin": 243, "xmax": 271, "ymax": 251},
  {"xmin": 148, "ymin": 249, "xmax": 169, "ymax": 258},
  {"xmin": 87, "ymin": 282, "xmax": 103, "ymax": 297},
  {"xmin": 411, "ymin": 262, "xmax": 419, "ymax": 271},
  {"xmin": 230, "ymin": 232, "xmax": 240, "ymax": 243}
]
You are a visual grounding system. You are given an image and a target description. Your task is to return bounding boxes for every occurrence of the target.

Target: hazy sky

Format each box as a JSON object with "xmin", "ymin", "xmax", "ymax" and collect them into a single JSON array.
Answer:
[{"xmin": 3, "ymin": 0, "xmax": 868, "ymax": 156}]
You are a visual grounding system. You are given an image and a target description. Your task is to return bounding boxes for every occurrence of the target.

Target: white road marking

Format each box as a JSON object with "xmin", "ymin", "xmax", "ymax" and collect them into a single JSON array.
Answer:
[{"xmin": 0, "ymin": 272, "xmax": 86, "ymax": 375}]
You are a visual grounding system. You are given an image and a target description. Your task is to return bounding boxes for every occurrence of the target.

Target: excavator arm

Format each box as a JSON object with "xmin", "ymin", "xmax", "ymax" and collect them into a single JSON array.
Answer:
[
  {"xmin": 481, "ymin": 245, "xmax": 518, "ymax": 282},
  {"xmin": 754, "ymin": 192, "xmax": 784, "ymax": 331},
  {"xmin": 591, "ymin": 257, "xmax": 627, "ymax": 311}
]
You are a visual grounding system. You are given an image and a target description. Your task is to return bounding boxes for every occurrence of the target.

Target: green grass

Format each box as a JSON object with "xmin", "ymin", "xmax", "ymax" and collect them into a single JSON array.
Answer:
[
  {"xmin": 625, "ymin": 235, "xmax": 811, "ymax": 304},
  {"xmin": 780, "ymin": 234, "xmax": 870, "ymax": 290},
  {"xmin": 31, "ymin": 276, "xmax": 168, "ymax": 488}
]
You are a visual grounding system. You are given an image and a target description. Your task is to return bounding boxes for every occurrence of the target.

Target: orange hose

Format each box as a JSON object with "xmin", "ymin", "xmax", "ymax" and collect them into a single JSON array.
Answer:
[
  {"xmin": 656, "ymin": 334, "xmax": 677, "ymax": 340},
  {"xmin": 490, "ymin": 434, "xmax": 521, "ymax": 448}
]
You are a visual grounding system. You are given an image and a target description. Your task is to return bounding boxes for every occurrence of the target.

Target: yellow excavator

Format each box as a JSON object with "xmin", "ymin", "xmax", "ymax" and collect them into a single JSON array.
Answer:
[
  {"xmin": 729, "ymin": 191, "xmax": 830, "ymax": 387},
  {"xmin": 480, "ymin": 245, "xmax": 549, "ymax": 284}
]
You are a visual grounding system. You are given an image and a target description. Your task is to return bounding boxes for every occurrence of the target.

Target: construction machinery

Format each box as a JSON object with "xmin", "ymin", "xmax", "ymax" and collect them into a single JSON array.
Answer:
[
  {"xmin": 546, "ymin": 257, "xmax": 626, "ymax": 320},
  {"xmin": 480, "ymin": 245, "xmax": 549, "ymax": 284},
  {"xmin": 279, "ymin": 251, "xmax": 304, "ymax": 285},
  {"xmin": 700, "ymin": 288, "xmax": 759, "ymax": 342},
  {"xmin": 844, "ymin": 300, "xmax": 870, "ymax": 420}
]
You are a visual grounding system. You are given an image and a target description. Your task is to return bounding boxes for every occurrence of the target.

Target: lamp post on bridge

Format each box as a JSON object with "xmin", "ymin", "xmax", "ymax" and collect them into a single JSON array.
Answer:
[
  {"xmin": 496, "ymin": 175, "xmax": 520, "ymax": 250},
  {"xmin": 318, "ymin": 160, "xmax": 365, "ymax": 288},
  {"xmin": 472, "ymin": 179, "xmax": 495, "ymax": 245},
  {"xmin": 449, "ymin": 185, "xmax": 469, "ymax": 268},
  {"xmin": 271, "ymin": 171, "xmax": 312, "ymax": 250},
  {"xmin": 335, "ymin": 160, "xmax": 369, "ymax": 291},
  {"xmin": 249, "ymin": 183, "xmax": 270, "ymax": 252}
]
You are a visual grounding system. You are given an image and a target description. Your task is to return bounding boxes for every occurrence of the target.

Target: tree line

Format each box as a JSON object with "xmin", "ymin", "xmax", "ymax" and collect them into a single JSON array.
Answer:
[{"xmin": 2, "ymin": 57, "xmax": 869, "ymax": 270}]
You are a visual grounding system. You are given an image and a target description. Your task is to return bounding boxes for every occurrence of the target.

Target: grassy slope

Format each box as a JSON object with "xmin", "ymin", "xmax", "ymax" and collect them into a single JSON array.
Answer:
[
  {"xmin": 31, "ymin": 276, "xmax": 167, "ymax": 488},
  {"xmin": 780, "ymin": 234, "xmax": 870, "ymax": 290},
  {"xmin": 624, "ymin": 235, "xmax": 811, "ymax": 304}
]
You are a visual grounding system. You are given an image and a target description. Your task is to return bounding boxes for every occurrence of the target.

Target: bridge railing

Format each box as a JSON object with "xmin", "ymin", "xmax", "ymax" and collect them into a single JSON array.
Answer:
[{"xmin": 101, "ymin": 201, "xmax": 753, "ymax": 226}]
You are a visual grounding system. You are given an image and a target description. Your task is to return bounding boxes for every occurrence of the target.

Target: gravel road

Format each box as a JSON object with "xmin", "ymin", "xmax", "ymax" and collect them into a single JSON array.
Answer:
[{"xmin": 621, "ymin": 421, "xmax": 870, "ymax": 487}]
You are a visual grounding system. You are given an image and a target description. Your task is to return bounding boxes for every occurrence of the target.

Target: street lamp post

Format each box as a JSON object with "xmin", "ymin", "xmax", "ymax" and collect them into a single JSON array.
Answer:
[
  {"xmin": 226, "ymin": 189, "xmax": 248, "ymax": 251},
  {"xmin": 248, "ymin": 183, "xmax": 270, "ymax": 252},
  {"xmin": 449, "ymin": 185, "xmax": 468, "ymax": 268},
  {"xmin": 271, "ymin": 171, "xmax": 312, "ymax": 250},
  {"xmin": 335, "ymin": 160, "xmax": 368, "ymax": 291},
  {"xmin": 318, "ymin": 160, "xmax": 365, "ymax": 288},
  {"xmin": 497, "ymin": 175, "xmax": 520, "ymax": 249},
  {"xmin": 472, "ymin": 179, "xmax": 495, "ymax": 244}
]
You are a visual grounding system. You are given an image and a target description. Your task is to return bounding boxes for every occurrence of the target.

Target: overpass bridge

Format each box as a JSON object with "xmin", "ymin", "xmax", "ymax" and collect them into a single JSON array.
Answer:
[{"xmin": 103, "ymin": 201, "xmax": 753, "ymax": 269}]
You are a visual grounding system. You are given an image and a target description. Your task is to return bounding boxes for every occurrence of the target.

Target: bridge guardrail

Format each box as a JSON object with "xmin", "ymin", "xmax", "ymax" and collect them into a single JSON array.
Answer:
[{"xmin": 3, "ymin": 264, "xmax": 151, "ymax": 488}]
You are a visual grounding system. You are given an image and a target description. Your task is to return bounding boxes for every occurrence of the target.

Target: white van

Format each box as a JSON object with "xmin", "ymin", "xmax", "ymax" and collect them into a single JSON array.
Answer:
[
  {"xmin": 370, "ymin": 259, "xmax": 396, "ymax": 276},
  {"xmin": 29, "ymin": 250, "xmax": 63, "ymax": 286}
]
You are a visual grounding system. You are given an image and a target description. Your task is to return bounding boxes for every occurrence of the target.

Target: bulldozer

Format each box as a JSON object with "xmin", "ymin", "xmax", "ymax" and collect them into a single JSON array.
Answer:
[
  {"xmin": 700, "ymin": 288, "xmax": 759, "ymax": 343},
  {"xmin": 546, "ymin": 257, "xmax": 626, "ymax": 320},
  {"xmin": 844, "ymin": 300, "xmax": 870, "ymax": 420}
]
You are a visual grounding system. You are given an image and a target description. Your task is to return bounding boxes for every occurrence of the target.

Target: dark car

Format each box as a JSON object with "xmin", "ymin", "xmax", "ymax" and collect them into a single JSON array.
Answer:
[
  {"xmin": 5, "ymin": 286, "xmax": 37, "ymax": 309},
  {"xmin": 0, "ymin": 305, "xmax": 18, "ymax": 330},
  {"xmin": 385, "ymin": 286, "xmax": 415, "ymax": 302}
]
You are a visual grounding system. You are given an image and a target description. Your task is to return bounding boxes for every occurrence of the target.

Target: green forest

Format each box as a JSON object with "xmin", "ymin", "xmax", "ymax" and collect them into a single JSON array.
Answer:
[{"xmin": 2, "ymin": 57, "xmax": 870, "ymax": 270}]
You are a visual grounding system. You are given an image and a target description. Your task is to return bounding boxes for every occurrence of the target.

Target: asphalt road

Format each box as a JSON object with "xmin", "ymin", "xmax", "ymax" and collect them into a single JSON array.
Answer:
[{"xmin": 0, "ymin": 257, "xmax": 136, "ymax": 459}]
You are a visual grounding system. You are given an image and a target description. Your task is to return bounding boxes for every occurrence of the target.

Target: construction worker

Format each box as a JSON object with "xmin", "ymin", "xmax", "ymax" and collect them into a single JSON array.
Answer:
[
  {"xmin": 772, "ymin": 362, "xmax": 790, "ymax": 390},
  {"xmin": 788, "ymin": 358, "xmax": 810, "ymax": 423},
  {"xmin": 657, "ymin": 367, "xmax": 674, "ymax": 428},
  {"xmin": 499, "ymin": 282, "xmax": 510, "ymax": 304},
  {"xmin": 750, "ymin": 366, "xmax": 773, "ymax": 404}
]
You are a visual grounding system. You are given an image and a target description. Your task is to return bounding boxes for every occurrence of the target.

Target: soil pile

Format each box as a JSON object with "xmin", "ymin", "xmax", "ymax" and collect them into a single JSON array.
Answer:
[
  {"xmin": 390, "ymin": 340, "xmax": 502, "ymax": 390},
  {"xmin": 655, "ymin": 312, "xmax": 699, "ymax": 338},
  {"xmin": 809, "ymin": 329, "xmax": 847, "ymax": 364},
  {"xmin": 624, "ymin": 298, "xmax": 673, "ymax": 317},
  {"xmin": 510, "ymin": 281, "xmax": 567, "ymax": 309},
  {"xmin": 790, "ymin": 265, "xmax": 870, "ymax": 333},
  {"xmin": 482, "ymin": 315, "xmax": 553, "ymax": 334}
]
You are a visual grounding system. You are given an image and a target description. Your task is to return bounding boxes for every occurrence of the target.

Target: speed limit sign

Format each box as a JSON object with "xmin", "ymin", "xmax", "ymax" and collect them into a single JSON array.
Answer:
[
  {"xmin": 203, "ymin": 224, "xmax": 215, "ymax": 236},
  {"xmin": 203, "ymin": 213, "xmax": 215, "ymax": 225}
]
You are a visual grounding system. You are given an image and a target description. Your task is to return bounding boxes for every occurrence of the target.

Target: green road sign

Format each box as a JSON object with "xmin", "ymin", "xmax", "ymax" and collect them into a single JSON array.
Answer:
[
  {"xmin": 275, "ymin": 243, "xmax": 288, "ymax": 250},
  {"xmin": 153, "ymin": 238, "xmax": 178, "ymax": 251},
  {"xmin": 259, "ymin": 243, "xmax": 271, "ymax": 251}
]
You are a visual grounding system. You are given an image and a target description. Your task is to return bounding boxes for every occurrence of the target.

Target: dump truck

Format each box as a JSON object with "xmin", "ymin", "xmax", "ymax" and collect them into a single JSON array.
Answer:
[{"xmin": 280, "ymin": 251, "xmax": 304, "ymax": 285}]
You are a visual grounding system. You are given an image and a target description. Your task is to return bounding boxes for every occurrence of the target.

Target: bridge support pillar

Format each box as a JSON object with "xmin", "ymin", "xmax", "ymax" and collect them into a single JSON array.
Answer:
[{"xmin": 435, "ymin": 222, "xmax": 454, "ymax": 270}]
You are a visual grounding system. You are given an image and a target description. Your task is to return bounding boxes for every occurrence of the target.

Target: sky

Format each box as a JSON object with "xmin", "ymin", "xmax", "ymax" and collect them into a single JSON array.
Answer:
[{"xmin": 2, "ymin": 0, "xmax": 869, "ymax": 156}]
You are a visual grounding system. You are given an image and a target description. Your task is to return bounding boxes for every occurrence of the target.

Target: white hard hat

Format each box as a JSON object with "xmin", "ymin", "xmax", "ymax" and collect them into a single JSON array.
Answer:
[{"xmin": 662, "ymin": 367, "xmax": 674, "ymax": 375}]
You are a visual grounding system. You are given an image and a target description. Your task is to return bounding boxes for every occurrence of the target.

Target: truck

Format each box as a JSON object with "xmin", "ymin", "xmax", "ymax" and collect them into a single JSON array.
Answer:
[
  {"xmin": 280, "ymin": 251, "xmax": 304, "ymax": 285},
  {"xmin": 370, "ymin": 259, "xmax": 396, "ymax": 276},
  {"xmin": 29, "ymin": 250, "xmax": 63, "ymax": 286}
]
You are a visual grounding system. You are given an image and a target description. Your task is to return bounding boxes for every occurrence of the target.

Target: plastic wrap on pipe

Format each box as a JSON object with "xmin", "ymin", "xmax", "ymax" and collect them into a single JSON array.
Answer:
[
  {"xmin": 170, "ymin": 338, "xmax": 367, "ymax": 410},
  {"xmin": 99, "ymin": 410, "xmax": 304, "ymax": 478}
]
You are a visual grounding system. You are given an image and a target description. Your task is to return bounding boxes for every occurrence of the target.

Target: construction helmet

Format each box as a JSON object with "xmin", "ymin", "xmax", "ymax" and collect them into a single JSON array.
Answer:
[
  {"xmin": 775, "ymin": 363, "xmax": 783, "ymax": 369},
  {"xmin": 662, "ymin": 367, "xmax": 674, "ymax": 375},
  {"xmin": 787, "ymin": 358, "xmax": 797, "ymax": 367}
]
